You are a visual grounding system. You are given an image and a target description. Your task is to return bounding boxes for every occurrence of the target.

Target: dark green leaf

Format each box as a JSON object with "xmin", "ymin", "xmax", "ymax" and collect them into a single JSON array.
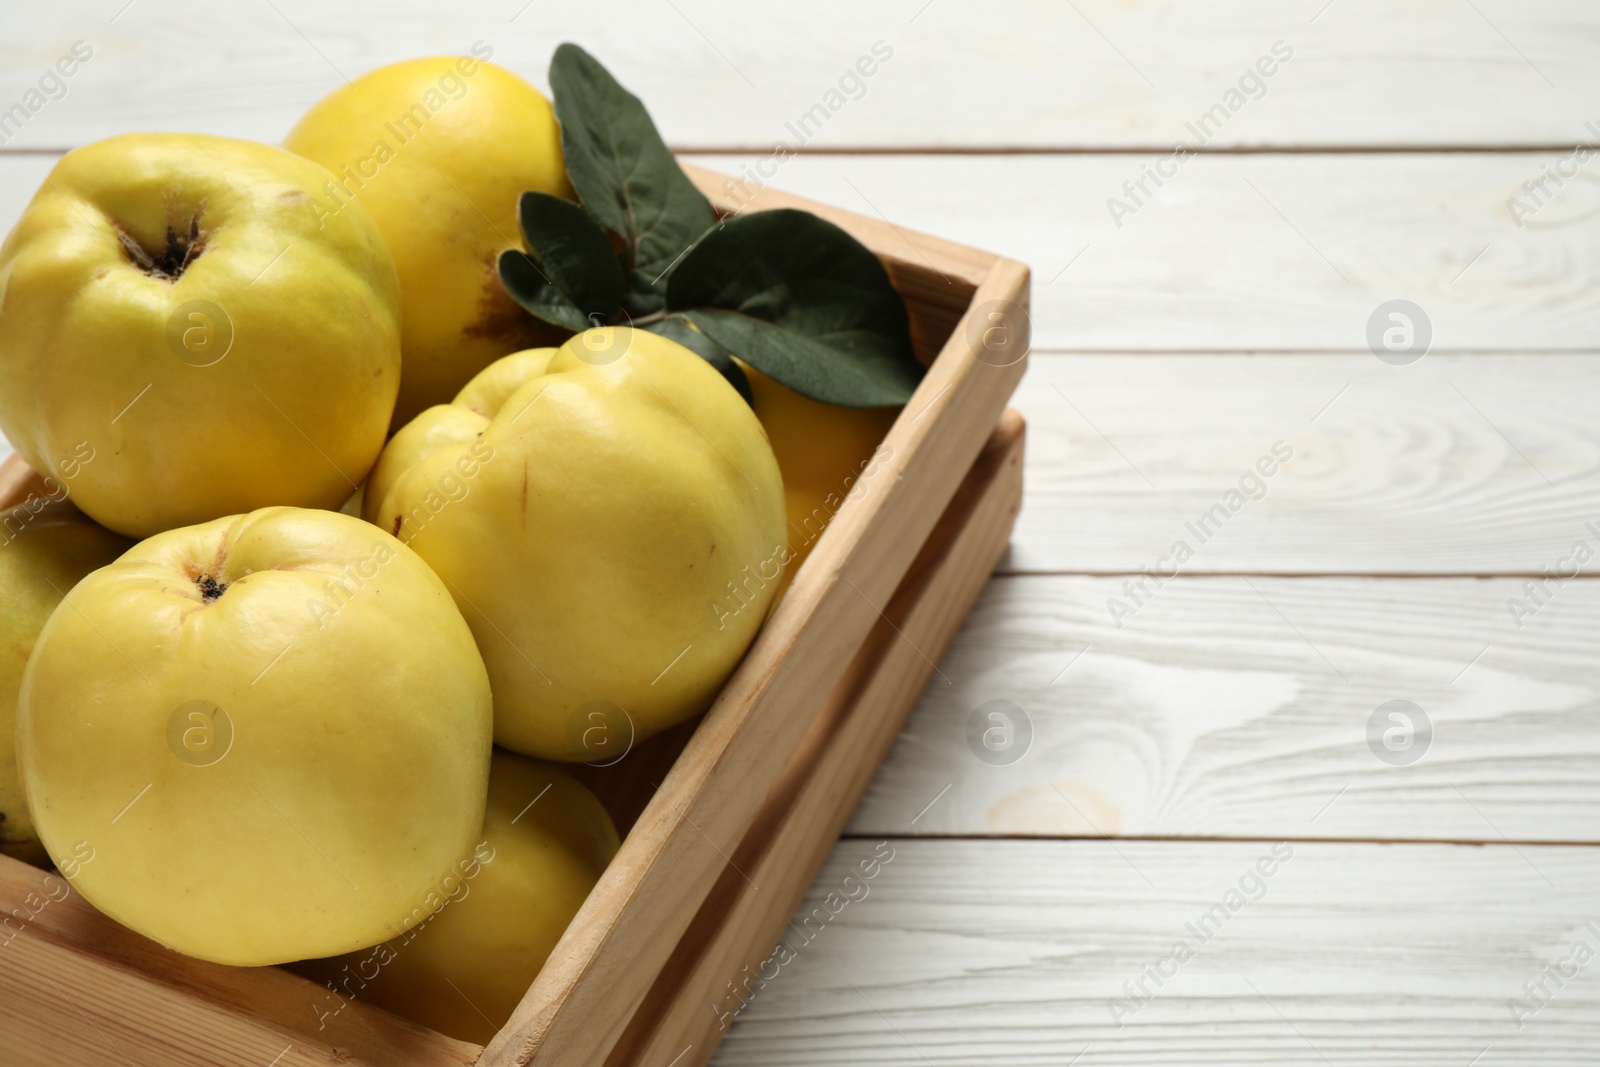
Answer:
[
  {"xmin": 549, "ymin": 43, "xmax": 716, "ymax": 312},
  {"xmin": 644, "ymin": 314, "xmax": 753, "ymax": 406},
  {"xmin": 496, "ymin": 249, "xmax": 590, "ymax": 332},
  {"xmin": 666, "ymin": 209, "xmax": 921, "ymax": 407},
  {"xmin": 678, "ymin": 310, "xmax": 916, "ymax": 408},
  {"xmin": 515, "ymin": 192, "xmax": 625, "ymax": 321}
]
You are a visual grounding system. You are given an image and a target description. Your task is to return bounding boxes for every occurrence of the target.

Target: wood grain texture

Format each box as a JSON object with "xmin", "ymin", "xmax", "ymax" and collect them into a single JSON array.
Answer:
[
  {"xmin": 686, "ymin": 151, "xmax": 1600, "ymax": 353},
  {"xmin": 846, "ymin": 574, "xmax": 1600, "ymax": 843},
  {"xmin": 710, "ymin": 839, "xmax": 1600, "ymax": 1066},
  {"xmin": 0, "ymin": 855, "xmax": 482, "ymax": 1067},
  {"xmin": 4, "ymin": 1, "xmax": 1599, "ymax": 149},
  {"xmin": 1005, "ymin": 352, "xmax": 1600, "ymax": 575}
]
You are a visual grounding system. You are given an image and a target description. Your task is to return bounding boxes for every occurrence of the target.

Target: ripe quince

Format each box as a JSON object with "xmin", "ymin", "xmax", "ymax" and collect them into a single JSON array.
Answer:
[
  {"xmin": 0, "ymin": 133, "xmax": 401, "ymax": 538},
  {"xmin": 0, "ymin": 493, "xmax": 130, "ymax": 865},
  {"xmin": 295, "ymin": 750, "xmax": 618, "ymax": 1044},
  {"xmin": 285, "ymin": 53, "xmax": 572, "ymax": 426},
  {"xmin": 364, "ymin": 327, "xmax": 786, "ymax": 761},
  {"xmin": 742, "ymin": 365, "xmax": 899, "ymax": 597},
  {"xmin": 16, "ymin": 507, "xmax": 492, "ymax": 966}
]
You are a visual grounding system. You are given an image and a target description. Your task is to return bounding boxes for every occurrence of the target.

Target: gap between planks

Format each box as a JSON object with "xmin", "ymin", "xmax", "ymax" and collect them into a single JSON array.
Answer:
[
  {"xmin": 989, "ymin": 571, "xmax": 1600, "ymax": 580},
  {"xmin": 5, "ymin": 145, "xmax": 1600, "ymax": 157},
  {"xmin": 840, "ymin": 833, "xmax": 1600, "ymax": 848},
  {"xmin": 679, "ymin": 144, "xmax": 1600, "ymax": 156},
  {"xmin": 1024, "ymin": 348, "xmax": 1600, "ymax": 356}
]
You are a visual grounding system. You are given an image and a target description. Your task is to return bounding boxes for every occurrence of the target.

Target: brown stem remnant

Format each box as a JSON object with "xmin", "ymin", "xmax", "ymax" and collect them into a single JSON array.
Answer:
[{"xmin": 118, "ymin": 215, "xmax": 206, "ymax": 281}]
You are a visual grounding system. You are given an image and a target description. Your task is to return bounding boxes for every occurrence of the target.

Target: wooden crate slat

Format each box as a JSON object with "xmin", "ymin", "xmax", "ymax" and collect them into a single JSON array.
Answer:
[
  {"xmin": 609, "ymin": 412, "xmax": 1023, "ymax": 1067},
  {"xmin": 0, "ymin": 856, "xmax": 482, "ymax": 1066}
]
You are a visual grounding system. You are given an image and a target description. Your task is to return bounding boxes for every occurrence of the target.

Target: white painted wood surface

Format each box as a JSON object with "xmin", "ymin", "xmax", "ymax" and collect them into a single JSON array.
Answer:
[
  {"xmin": 709, "ymin": 840, "xmax": 1600, "ymax": 1066},
  {"xmin": 4, "ymin": 1, "xmax": 1600, "ymax": 149},
  {"xmin": 1, "ymin": 4, "xmax": 1597, "ymax": 1063},
  {"xmin": 689, "ymin": 152, "xmax": 1600, "ymax": 353},
  {"xmin": 1006, "ymin": 353, "xmax": 1600, "ymax": 574},
  {"xmin": 847, "ymin": 575, "xmax": 1600, "ymax": 842}
]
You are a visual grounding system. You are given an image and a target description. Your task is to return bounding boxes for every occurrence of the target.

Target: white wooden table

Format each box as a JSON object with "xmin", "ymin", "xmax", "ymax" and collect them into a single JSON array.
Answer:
[{"xmin": 6, "ymin": 3, "xmax": 1600, "ymax": 1063}]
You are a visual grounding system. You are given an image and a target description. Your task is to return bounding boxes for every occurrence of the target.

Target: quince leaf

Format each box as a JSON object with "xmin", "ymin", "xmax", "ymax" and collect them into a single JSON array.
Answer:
[
  {"xmin": 644, "ymin": 314, "xmax": 753, "ymax": 406},
  {"xmin": 496, "ymin": 249, "xmax": 591, "ymax": 332},
  {"xmin": 549, "ymin": 43, "xmax": 716, "ymax": 314},
  {"xmin": 665, "ymin": 209, "xmax": 921, "ymax": 408},
  {"xmin": 511, "ymin": 191, "xmax": 625, "ymax": 322}
]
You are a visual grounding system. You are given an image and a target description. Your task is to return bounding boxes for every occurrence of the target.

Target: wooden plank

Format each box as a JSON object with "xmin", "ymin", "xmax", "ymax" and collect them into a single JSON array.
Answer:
[
  {"xmin": 609, "ymin": 412, "xmax": 1023, "ymax": 1067},
  {"xmin": 0, "ymin": 855, "xmax": 481, "ymax": 1067},
  {"xmin": 4, "ymin": 2, "xmax": 1599, "ymax": 149},
  {"xmin": 687, "ymin": 151, "xmax": 1600, "ymax": 353},
  {"xmin": 1005, "ymin": 352, "xmax": 1600, "ymax": 575},
  {"xmin": 711, "ymin": 839, "xmax": 1600, "ymax": 1066},
  {"xmin": 845, "ymin": 573, "xmax": 1600, "ymax": 843},
  {"xmin": 3, "ymin": 151, "xmax": 1596, "ymax": 355}
]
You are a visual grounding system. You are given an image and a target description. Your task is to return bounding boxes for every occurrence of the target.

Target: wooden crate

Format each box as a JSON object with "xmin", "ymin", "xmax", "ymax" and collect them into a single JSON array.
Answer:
[{"xmin": 0, "ymin": 165, "xmax": 1030, "ymax": 1066}]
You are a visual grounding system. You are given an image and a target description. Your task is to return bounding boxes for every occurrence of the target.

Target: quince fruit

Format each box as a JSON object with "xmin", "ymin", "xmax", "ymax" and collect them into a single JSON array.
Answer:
[
  {"xmin": 16, "ymin": 507, "xmax": 492, "ymax": 966},
  {"xmin": 285, "ymin": 53, "xmax": 572, "ymax": 427},
  {"xmin": 296, "ymin": 750, "xmax": 618, "ymax": 1045},
  {"xmin": 0, "ymin": 133, "xmax": 401, "ymax": 538},
  {"xmin": 364, "ymin": 327, "xmax": 785, "ymax": 761},
  {"xmin": 0, "ymin": 493, "xmax": 130, "ymax": 865},
  {"xmin": 743, "ymin": 365, "xmax": 899, "ymax": 598}
]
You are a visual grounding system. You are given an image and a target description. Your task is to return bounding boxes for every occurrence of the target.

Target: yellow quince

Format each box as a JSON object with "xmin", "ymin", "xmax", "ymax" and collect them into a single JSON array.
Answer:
[
  {"xmin": 364, "ymin": 327, "xmax": 785, "ymax": 761},
  {"xmin": 285, "ymin": 52, "xmax": 573, "ymax": 426},
  {"xmin": 0, "ymin": 493, "xmax": 130, "ymax": 865},
  {"xmin": 294, "ymin": 750, "xmax": 618, "ymax": 1045},
  {"xmin": 0, "ymin": 133, "xmax": 401, "ymax": 538},
  {"xmin": 16, "ymin": 507, "xmax": 492, "ymax": 966}
]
